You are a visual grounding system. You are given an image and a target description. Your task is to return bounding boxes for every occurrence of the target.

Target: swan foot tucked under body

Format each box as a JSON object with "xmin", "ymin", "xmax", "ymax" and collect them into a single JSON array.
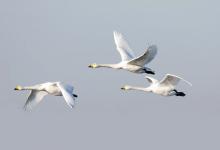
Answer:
[
  {"xmin": 143, "ymin": 68, "xmax": 155, "ymax": 75},
  {"xmin": 173, "ymin": 89, "xmax": 185, "ymax": 97},
  {"xmin": 72, "ymin": 94, "xmax": 78, "ymax": 97}
]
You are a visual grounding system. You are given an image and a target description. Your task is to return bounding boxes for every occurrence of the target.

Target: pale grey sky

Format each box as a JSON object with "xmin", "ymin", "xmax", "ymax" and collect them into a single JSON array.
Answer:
[{"xmin": 0, "ymin": 0, "xmax": 220, "ymax": 150}]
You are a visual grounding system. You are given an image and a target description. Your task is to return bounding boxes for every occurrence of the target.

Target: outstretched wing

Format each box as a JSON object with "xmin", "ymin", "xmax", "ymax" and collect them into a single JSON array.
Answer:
[
  {"xmin": 24, "ymin": 90, "xmax": 48, "ymax": 111},
  {"xmin": 159, "ymin": 74, "xmax": 192, "ymax": 89},
  {"xmin": 128, "ymin": 45, "xmax": 157, "ymax": 66},
  {"xmin": 57, "ymin": 82, "xmax": 75, "ymax": 108},
  {"xmin": 113, "ymin": 31, "xmax": 135, "ymax": 61},
  {"xmin": 145, "ymin": 76, "xmax": 158, "ymax": 85}
]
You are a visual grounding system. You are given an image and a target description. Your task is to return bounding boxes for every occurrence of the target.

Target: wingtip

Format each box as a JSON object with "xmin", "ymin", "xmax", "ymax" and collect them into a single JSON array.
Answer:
[
  {"xmin": 113, "ymin": 30, "xmax": 118, "ymax": 34},
  {"xmin": 187, "ymin": 82, "xmax": 193, "ymax": 86},
  {"xmin": 69, "ymin": 104, "xmax": 74, "ymax": 109},
  {"xmin": 148, "ymin": 44, "xmax": 157, "ymax": 48},
  {"xmin": 165, "ymin": 74, "xmax": 192, "ymax": 86},
  {"xmin": 182, "ymin": 79, "xmax": 193, "ymax": 86},
  {"xmin": 113, "ymin": 30, "xmax": 122, "ymax": 37},
  {"xmin": 23, "ymin": 105, "xmax": 32, "ymax": 112},
  {"xmin": 179, "ymin": 76, "xmax": 192, "ymax": 87},
  {"xmin": 113, "ymin": 30, "xmax": 116, "ymax": 36},
  {"xmin": 148, "ymin": 44, "xmax": 158, "ymax": 51},
  {"xmin": 166, "ymin": 73, "xmax": 180, "ymax": 78}
]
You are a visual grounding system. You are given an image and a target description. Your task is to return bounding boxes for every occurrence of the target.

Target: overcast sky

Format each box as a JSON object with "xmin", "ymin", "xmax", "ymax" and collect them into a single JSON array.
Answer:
[{"xmin": 0, "ymin": 0, "xmax": 220, "ymax": 150}]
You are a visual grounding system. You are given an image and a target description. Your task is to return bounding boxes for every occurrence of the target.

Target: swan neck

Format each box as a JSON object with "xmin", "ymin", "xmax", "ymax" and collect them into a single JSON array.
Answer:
[
  {"xmin": 129, "ymin": 86, "xmax": 149, "ymax": 92},
  {"xmin": 22, "ymin": 86, "xmax": 37, "ymax": 90},
  {"xmin": 98, "ymin": 64, "xmax": 117, "ymax": 68}
]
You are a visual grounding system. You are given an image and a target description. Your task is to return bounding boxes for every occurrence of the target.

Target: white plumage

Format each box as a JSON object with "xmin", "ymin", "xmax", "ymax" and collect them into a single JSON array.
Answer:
[
  {"xmin": 121, "ymin": 74, "xmax": 192, "ymax": 96},
  {"xmin": 14, "ymin": 82, "xmax": 78, "ymax": 110},
  {"xmin": 88, "ymin": 31, "xmax": 157, "ymax": 74}
]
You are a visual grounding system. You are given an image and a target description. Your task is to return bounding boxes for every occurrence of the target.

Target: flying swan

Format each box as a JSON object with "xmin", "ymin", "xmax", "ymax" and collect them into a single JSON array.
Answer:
[
  {"xmin": 14, "ymin": 82, "xmax": 78, "ymax": 110},
  {"xmin": 88, "ymin": 31, "xmax": 157, "ymax": 74},
  {"xmin": 121, "ymin": 74, "xmax": 192, "ymax": 96}
]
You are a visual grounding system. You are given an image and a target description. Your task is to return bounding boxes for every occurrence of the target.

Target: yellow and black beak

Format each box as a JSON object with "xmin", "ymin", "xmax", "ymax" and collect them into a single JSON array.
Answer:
[
  {"xmin": 88, "ymin": 63, "xmax": 97, "ymax": 68},
  {"xmin": 14, "ymin": 85, "xmax": 22, "ymax": 90}
]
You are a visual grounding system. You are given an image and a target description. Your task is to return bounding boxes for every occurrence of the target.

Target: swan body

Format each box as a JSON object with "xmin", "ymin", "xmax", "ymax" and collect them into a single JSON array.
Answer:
[
  {"xmin": 14, "ymin": 82, "xmax": 78, "ymax": 110},
  {"xmin": 89, "ymin": 31, "xmax": 157, "ymax": 74},
  {"xmin": 89, "ymin": 62, "xmax": 154, "ymax": 73},
  {"xmin": 121, "ymin": 74, "xmax": 192, "ymax": 96}
]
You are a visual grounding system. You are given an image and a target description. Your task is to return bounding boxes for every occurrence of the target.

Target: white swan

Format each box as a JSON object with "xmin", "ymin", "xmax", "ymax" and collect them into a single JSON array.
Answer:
[
  {"xmin": 121, "ymin": 74, "xmax": 192, "ymax": 96},
  {"xmin": 88, "ymin": 31, "xmax": 157, "ymax": 74},
  {"xmin": 14, "ymin": 82, "xmax": 78, "ymax": 110}
]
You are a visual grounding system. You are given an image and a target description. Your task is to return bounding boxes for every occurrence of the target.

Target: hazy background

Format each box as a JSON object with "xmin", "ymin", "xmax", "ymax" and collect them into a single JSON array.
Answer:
[{"xmin": 0, "ymin": 0, "xmax": 219, "ymax": 149}]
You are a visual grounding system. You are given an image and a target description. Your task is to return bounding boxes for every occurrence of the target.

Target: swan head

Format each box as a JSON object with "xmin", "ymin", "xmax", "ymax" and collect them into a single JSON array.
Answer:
[
  {"xmin": 88, "ymin": 63, "xmax": 98, "ymax": 68},
  {"xmin": 121, "ymin": 85, "xmax": 132, "ymax": 90},
  {"xmin": 14, "ymin": 85, "xmax": 22, "ymax": 90}
]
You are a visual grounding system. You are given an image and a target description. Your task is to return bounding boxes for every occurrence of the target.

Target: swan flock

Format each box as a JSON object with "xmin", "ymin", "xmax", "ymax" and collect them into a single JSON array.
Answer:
[{"xmin": 14, "ymin": 31, "xmax": 192, "ymax": 110}]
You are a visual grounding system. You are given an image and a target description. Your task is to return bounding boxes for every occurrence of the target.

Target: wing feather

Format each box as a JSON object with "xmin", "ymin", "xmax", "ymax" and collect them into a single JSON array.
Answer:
[
  {"xmin": 145, "ymin": 76, "xmax": 158, "ymax": 84},
  {"xmin": 159, "ymin": 74, "xmax": 192, "ymax": 89},
  {"xmin": 128, "ymin": 45, "xmax": 157, "ymax": 66},
  {"xmin": 57, "ymin": 83, "xmax": 75, "ymax": 108},
  {"xmin": 113, "ymin": 31, "xmax": 135, "ymax": 61},
  {"xmin": 24, "ymin": 90, "xmax": 48, "ymax": 111}
]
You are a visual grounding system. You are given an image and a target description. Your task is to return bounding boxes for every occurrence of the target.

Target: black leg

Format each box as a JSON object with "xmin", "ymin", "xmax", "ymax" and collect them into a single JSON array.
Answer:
[
  {"xmin": 175, "ymin": 92, "xmax": 186, "ymax": 97},
  {"xmin": 143, "ymin": 69, "xmax": 155, "ymax": 75},
  {"xmin": 72, "ymin": 94, "xmax": 78, "ymax": 98},
  {"xmin": 173, "ymin": 89, "xmax": 178, "ymax": 93},
  {"xmin": 173, "ymin": 89, "xmax": 186, "ymax": 97}
]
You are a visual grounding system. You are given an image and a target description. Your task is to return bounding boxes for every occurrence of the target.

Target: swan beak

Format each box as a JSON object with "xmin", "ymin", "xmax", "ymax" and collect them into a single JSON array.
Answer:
[
  {"xmin": 14, "ymin": 85, "xmax": 22, "ymax": 90},
  {"xmin": 121, "ymin": 85, "xmax": 130, "ymax": 90},
  {"xmin": 88, "ymin": 63, "xmax": 97, "ymax": 68}
]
